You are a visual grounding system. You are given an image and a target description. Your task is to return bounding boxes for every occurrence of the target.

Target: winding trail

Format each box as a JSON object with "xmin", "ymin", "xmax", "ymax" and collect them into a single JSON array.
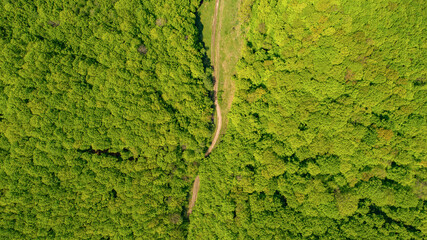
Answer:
[
  {"xmin": 187, "ymin": 176, "xmax": 200, "ymax": 216},
  {"xmin": 205, "ymin": 0, "xmax": 222, "ymax": 157},
  {"xmin": 187, "ymin": 0, "xmax": 222, "ymax": 216}
]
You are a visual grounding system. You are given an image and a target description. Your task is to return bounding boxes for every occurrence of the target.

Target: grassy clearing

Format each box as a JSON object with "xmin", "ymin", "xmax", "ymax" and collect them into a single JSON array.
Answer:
[
  {"xmin": 199, "ymin": 0, "xmax": 243, "ymax": 143},
  {"xmin": 216, "ymin": 0, "xmax": 243, "ymax": 135},
  {"xmin": 198, "ymin": 1, "xmax": 216, "ymax": 60},
  {"xmin": 198, "ymin": 1, "xmax": 217, "ymax": 142}
]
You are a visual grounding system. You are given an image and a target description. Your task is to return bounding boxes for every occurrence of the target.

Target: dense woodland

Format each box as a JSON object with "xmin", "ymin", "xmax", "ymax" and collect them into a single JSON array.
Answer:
[
  {"xmin": 190, "ymin": 0, "xmax": 426, "ymax": 239},
  {"xmin": 0, "ymin": 0, "xmax": 426, "ymax": 239},
  {"xmin": 0, "ymin": 0, "xmax": 213, "ymax": 239}
]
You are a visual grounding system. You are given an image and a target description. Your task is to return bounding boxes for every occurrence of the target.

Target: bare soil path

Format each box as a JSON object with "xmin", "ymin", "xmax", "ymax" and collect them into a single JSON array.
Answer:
[
  {"xmin": 205, "ymin": 0, "xmax": 222, "ymax": 157},
  {"xmin": 187, "ymin": 0, "xmax": 222, "ymax": 216},
  {"xmin": 187, "ymin": 176, "xmax": 200, "ymax": 215}
]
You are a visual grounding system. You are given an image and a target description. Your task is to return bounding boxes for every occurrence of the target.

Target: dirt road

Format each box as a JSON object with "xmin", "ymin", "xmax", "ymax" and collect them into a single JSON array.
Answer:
[
  {"xmin": 205, "ymin": 0, "xmax": 222, "ymax": 158},
  {"xmin": 187, "ymin": 0, "xmax": 222, "ymax": 216},
  {"xmin": 187, "ymin": 176, "xmax": 200, "ymax": 215}
]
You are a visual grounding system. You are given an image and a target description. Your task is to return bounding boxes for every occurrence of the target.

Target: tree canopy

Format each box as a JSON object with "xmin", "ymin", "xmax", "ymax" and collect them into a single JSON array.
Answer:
[
  {"xmin": 0, "ymin": 0, "xmax": 212, "ymax": 239},
  {"xmin": 0, "ymin": 0, "xmax": 425, "ymax": 239},
  {"xmin": 189, "ymin": 0, "xmax": 426, "ymax": 239}
]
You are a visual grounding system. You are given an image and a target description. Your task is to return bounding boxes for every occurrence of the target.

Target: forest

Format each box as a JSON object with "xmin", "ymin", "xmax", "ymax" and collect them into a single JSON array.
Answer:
[
  {"xmin": 0, "ymin": 0, "xmax": 426, "ymax": 239},
  {"xmin": 0, "ymin": 0, "xmax": 213, "ymax": 239},
  {"xmin": 189, "ymin": 0, "xmax": 426, "ymax": 239}
]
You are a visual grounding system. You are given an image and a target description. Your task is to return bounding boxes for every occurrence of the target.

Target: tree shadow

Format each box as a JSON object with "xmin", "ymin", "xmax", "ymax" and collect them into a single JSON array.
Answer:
[{"xmin": 195, "ymin": 7, "xmax": 212, "ymax": 71}]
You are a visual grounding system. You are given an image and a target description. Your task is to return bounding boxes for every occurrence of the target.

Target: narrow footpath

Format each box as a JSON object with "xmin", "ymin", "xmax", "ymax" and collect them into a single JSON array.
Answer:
[
  {"xmin": 187, "ymin": 0, "xmax": 222, "ymax": 216},
  {"xmin": 205, "ymin": 0, "xmax": 222, "ymax": 157}
]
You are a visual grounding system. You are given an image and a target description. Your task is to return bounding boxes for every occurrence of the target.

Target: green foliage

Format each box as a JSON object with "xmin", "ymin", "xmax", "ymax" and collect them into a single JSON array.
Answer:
[
  {"xmin": 0, "ymin": 0, "xmax": 212, "ymax": 239},
  {"xmin": 190, "ymin": 0, "xmax": 426, "ymax": 239},
  {"xmin": 1, "ymin": 0, "xmax": 425, "ymax": 238}
]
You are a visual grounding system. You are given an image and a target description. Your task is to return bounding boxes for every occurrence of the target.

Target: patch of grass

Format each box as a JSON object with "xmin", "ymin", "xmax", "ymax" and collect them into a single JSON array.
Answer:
[
  {"xmin": 198, "ymin": 1, "xmax": 216, "ymax": 60},
  {"xmin": 199, "ymin": 0, "xmax": 219, "ymax": 142},
  {"xmin": 216, "ymin": 0, "xmax": 243, "ymax": 134},
  {"xmin": 199, "ymin": 0, "xmax": 243, "ymax": 142}
]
